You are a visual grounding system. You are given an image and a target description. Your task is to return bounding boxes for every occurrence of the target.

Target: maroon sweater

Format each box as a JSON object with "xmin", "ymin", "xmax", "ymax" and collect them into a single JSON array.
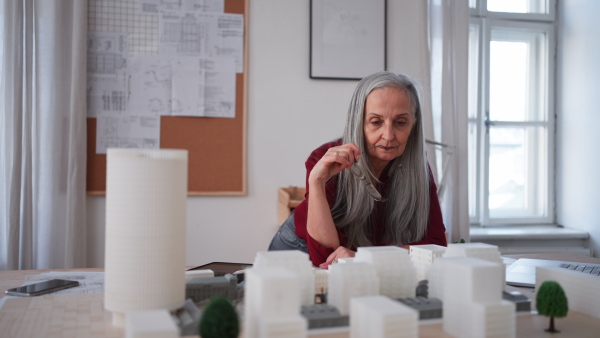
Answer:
[{"xmin": 294, "ymin": 139, "xmax": 447, "ymax": 266}]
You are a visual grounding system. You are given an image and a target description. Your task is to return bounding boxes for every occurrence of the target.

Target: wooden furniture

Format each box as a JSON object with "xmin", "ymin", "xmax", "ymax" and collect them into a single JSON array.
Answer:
[{"xmin": 277, "ymin": 186, "xmax": 306, "ymax": 225}]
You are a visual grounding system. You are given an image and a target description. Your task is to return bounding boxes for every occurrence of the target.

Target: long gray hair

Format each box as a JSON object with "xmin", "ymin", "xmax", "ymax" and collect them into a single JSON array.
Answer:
[{"xmin": 330, "ymin": 71, "xmax": 430, "ymax": 248}]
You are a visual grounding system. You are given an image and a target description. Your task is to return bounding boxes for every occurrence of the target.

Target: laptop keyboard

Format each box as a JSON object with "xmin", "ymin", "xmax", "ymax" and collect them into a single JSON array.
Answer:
[{"xmin": 558, "ymin": 263, "xmax": 600, "ymax": 276}]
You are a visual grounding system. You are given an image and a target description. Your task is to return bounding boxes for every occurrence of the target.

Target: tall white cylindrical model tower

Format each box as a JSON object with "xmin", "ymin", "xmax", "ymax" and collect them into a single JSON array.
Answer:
[{"xmin": 104, "ymin": 149, "xmax": 188, "ymax": 327}]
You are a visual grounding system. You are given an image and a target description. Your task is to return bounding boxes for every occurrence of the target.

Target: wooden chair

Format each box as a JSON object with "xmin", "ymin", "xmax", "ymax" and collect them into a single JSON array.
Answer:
[{"xmin": 277, "ymin": 186, "xmax": 306, "ymax": 225}]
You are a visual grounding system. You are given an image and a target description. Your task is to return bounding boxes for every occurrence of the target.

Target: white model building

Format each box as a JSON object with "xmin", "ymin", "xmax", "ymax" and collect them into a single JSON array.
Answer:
[
  {"xmin": 536, "ymin": 266, "xmax": 600, "ymax": 319},
  {"xmin": 409, "ymin": 244, "xmax": 447, "ymax": 282},
  {"xmin": 328, "ymin": 262, "xmax": 380, "ymax": 315},
  {"xmin": 314, "ymin": 268, "xmax": 329, "ymax": 296},
  {"xmin": 439, "ymin": 257, "xmax": 515, "ymax": 338},
  {"xmin": 126, "ymin": 309, "xmax": 178, "ymax": 338},
  {"xmin": 354, "ymin": 246, "xmax": 416, "ymax": 299},
  {"xmin": 338, "ymin": 257, "xmax": 355, "ymax": 264},
  {"xmin": 443, "ymin": 243, "xmax": 503, "ymax": 266},
  {"xmin": 185, "ymin": 269, "xmax": 214, "ymax": 280},
  {"xmin": 429, "ymin": 243, "xmax": 504, "ymax": 299},
  {"xmin": 259, "ymin": 316, "xmax": 308, "ymax": 338},
  {"xmin": 253, "ymin": 250, "xmax": 316, "ymax": 306},
  {"xmin": 350, "ymin": 295, "xmax": 418, "ymax": 338},
  {"xmin": 427, "ymin": 258, "xmax": 445, "ymax": 300},
  {"xmin": 104, "ymin": 149, "xmax": 188, "ymax": 327},
  {"xmin": 243, "ymin": 266, "xmax": 307, "ymax": 338}
]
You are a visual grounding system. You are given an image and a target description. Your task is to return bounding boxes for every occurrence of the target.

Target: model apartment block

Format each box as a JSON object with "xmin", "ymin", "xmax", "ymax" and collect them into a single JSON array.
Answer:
[
  {"xmin": 440, "ymin": 257, "xmax": 515, "ymax": 338},
  {"xmin": 429, "ymin": 243, "xmax": 504, "ymax": 300},
  {"xmin": 350, "ymin": 295, "xmax": 418, "ymax": 338},
  {"xmin": 253, "ymin": 250, "xmax": 316, "ymax": 306},
  {"xmin": 354, "ymin": 246, "xmax": 416, "ymax": 299},
  {"xmin": 409, "ymin": 244, "xmax": 447, "ymax": 282},
  {"xmin": 244, "ymin": 266, "xmax": 308, "ymax": 338},
  {"xmin": 328, "ymin": 262, "xmax": 380, "ymax": 315}
]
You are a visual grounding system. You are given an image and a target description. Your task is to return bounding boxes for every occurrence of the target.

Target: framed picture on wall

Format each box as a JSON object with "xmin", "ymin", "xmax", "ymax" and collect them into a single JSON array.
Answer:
[{"xmin": 310, "ymin": 0, "xmax": 387, "ymax": 80}]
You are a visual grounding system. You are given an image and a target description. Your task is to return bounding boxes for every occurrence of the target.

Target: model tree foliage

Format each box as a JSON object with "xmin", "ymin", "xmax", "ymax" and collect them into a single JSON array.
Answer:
[
  {"xmin": 536, "ymin": 281, "xmax": 568, "ymax": 333},
  {"xmin": 199, "ymin": 296, "xmax": 240, "ymax": 338}
]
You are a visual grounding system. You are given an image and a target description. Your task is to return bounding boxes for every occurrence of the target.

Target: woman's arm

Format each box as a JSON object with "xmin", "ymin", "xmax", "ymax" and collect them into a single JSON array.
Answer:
[{"xmin": 306, "ymin": 143, "xmax": 360, "ymax": 249}]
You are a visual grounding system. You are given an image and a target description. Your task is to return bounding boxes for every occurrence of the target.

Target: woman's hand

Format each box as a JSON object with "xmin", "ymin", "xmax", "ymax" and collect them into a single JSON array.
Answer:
[
  {"xmin": 309, "ymin": 143, "xmax": 360, "ymax": 187},
  {"xmin": 319, "ymin": 246, "xmax": 356, "ymax": 269}
]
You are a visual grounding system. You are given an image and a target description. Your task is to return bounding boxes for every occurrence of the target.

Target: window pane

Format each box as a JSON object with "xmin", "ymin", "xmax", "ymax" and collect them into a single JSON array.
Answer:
[
  {"xmin": 489, "ymin": 39, "xmax": 527, "ymax": 121},
  {"xmin": 468, "ymin": 122, "xmax": 478, "ymax": 218},
  {"xmin": 487, "ymin": 0, "xmax": 548, "ymax": 14},
  {"xmin": 488, "ymin": 126, "xmax": 547, "ymax": 218},
  {"xmin": 468, "ymin": 23, "xmax": 480, "ymax": 220},
  {"xmin": 489, "ymin": 28, "xmax": 547, "ymax": 122},
  {"xmin": 468, "ymin": 24, "xmax": 479, "ymax": 120}
]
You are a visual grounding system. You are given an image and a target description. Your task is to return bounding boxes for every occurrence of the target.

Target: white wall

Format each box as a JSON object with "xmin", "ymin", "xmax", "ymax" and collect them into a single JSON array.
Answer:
[
  {"xmin": 556, "ymin": 0, "xmax": 600, "ymax": 257},
  {"xmin": 86, "ymin": 0, "xmax": 430, "ymax": 267}
]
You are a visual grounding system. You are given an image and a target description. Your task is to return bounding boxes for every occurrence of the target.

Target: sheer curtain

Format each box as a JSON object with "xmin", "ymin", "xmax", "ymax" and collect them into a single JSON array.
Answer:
[
  {"xmin": 428, "ymin": 0, "xmax": 470, "ymax": 243},
  {"xmin": 0, "ymin": 0, "xmax": 88, "ymax": 270}
]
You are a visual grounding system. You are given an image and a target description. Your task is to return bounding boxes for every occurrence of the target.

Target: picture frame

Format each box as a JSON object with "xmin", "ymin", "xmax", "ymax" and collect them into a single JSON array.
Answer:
[{"xmin": 310, "ymin": 0, "xmax": 387, "ymax": 80}]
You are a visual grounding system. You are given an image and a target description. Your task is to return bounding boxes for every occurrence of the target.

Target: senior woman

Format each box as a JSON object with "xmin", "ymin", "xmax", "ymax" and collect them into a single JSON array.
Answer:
[{"xmin": 268, "ymin": 71, "xmax": 447, "ymax": 268}]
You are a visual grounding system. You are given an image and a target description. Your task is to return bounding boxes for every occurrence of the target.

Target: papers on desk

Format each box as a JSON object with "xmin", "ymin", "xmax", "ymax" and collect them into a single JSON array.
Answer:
[{"xmin": 0, "ymin": 271, "xmax": 105, "ymax": 311}]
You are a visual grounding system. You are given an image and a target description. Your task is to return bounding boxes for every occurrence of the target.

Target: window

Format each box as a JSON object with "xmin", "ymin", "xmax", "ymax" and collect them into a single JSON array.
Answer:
[{"xmin": 468, "ymin": 0, "xmax": 556, "ymax": 226}]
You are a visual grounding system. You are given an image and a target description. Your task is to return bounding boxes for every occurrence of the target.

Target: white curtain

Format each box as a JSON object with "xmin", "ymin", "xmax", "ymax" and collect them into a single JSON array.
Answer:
[
  {"xmin": 428, "ymin": 0, "xmax": 470, "ymax": 243},
  {"xmin": 0, "ymin": 0, "xmax": 88, "ymax": 270}
]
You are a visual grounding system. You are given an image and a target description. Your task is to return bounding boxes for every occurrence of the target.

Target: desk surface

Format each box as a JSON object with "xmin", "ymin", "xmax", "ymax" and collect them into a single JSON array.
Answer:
[{"xmin": 1, "ymin": 254, "xmax": 600, "ymax": 338}]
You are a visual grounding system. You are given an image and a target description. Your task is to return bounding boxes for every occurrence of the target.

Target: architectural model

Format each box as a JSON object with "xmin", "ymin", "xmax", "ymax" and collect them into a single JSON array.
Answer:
[
  {"xmin": 429, "ymin": 242, "xmax": 504, "ymax": 300},
  {"xmin": 185, "ymin": 269, "xmax": 214, "ymax": 280},
  {"xmin": 502, "ymin": 291, "xmax": 531, "ymax": 312},
  {"xmin": 536, "ymin": 265, "xmax": 600, "ymax": 319},
  {"xmin": 443, "ymin": 243, "xmax": 504, "ymax": 267},
  {"xmin": 185, "ymin": 274, "xmax": 239, "ymax": 304},
  {"xmin": 409, "ymin": 244, "xmax": 446, "ymax": 282},
  {"xmin": 415, "ymin": 280, "xmax": 428, "ymax": 298},
  {"xmin": 427, "ymin": 258, "xmax": 445, "ymax": 300},
  {"xmin": 253, "ymin": 250, "xmax": 316, "ymax": 306},
  {"xmin": 243, "ymin": 266, "xmax": 307, "ymax": 338},
  {"xmin": 171, "ymin": 299, "xmax": 201, "ymax": 336},
  {"xmin": 301, "ymin": 304, "xmax": 349, "ymax": 329},
  {"xmin": 338, "ymin": 257, "xmax": 355, "ymax": 264},
  {"xmin": 535, "ymin": 281, "xmax": 568, "ymax": 333},
  {"xmin": 351, "ymin": 295, "xmax": 418, "ymax": 338},
  {"xmin": 438, "ymin": 257, "xmax": 515, "ymax": 338},
  {"xmin": 397, "ymin": 297, "xmax": 442, "ymax": 320},
  {"xmin": 354, "ymin": 246, "xmax": 416, "ymax": 299},
  {"xmin": 104, "ymin": 149, "xmax": 188, "ymax": 327},
  {"xmin": 313, "ymin": 268, "xmax": 329, "ymax": 303},
  {"xmin": 199, "ymin": 296, "xmax": 240, "ymax": 338},
  {"xmin": 328, "ymin": 262, "xmax": 379, "ymax": 315},
  {"xmin": 125, "ymin": 309, "xmax": 178, "ymax": 338}
]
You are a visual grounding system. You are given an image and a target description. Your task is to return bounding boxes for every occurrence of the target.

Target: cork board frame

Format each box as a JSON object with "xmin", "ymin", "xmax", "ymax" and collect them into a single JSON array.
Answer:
[{"xmin": 86, "ymin": 0, "xmax": 248, "ymax": 196}]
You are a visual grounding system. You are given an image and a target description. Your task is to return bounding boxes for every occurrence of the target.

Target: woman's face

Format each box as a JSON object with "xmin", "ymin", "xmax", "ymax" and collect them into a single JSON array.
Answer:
[{"xmin": 363, "ymin": 86, "xmax": 415, "ymax": 171}]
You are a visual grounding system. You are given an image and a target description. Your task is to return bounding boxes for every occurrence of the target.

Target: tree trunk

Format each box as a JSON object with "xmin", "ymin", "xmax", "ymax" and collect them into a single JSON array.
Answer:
[{"xmin": 545, "ymin": 316, "xmax": 560, "ymax": 333}]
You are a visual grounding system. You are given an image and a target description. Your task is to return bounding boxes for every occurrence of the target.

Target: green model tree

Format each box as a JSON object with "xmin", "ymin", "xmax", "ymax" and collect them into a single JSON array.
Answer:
[
  {"xmin": 536, "ymin": 281, "xmax": 568, "ymax": 333},
  {"xmin": 199, "ymin": 296, "xmax": 240, "ymax": 338}
]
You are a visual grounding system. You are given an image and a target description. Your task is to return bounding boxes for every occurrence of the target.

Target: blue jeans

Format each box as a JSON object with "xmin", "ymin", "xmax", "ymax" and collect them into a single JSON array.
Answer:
[{"xmin": 268, "ymin": 212, "xmax": 308, "ymax": 253}]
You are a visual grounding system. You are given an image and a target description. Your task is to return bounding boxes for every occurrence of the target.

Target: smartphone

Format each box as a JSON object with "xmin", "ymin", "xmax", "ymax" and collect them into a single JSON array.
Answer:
[{"xmin": 5, "ymin": 279, "xmax": 80, "ymax": 297}]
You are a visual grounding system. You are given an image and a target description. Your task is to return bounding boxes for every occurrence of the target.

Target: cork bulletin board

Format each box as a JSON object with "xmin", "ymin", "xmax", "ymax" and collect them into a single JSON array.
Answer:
[{"xmin": 86, "ymin": 0, "xmax": 248, "ymax": 195}]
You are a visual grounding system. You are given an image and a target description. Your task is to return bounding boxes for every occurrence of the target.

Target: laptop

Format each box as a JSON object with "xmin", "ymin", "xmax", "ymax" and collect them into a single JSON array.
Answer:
[{"xmin": 505, "ymin": 258, "xmax": 600, "ymax": 287}]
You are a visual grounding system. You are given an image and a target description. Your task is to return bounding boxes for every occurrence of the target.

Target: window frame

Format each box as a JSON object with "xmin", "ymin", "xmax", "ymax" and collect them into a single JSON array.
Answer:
[
  {"xmin": 471, "ymin": 0, "xmax": 556, "ymax": 22},
  {"xmin": 469, "ymin": 0, "xmax": 556, "ymax": 226}
]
